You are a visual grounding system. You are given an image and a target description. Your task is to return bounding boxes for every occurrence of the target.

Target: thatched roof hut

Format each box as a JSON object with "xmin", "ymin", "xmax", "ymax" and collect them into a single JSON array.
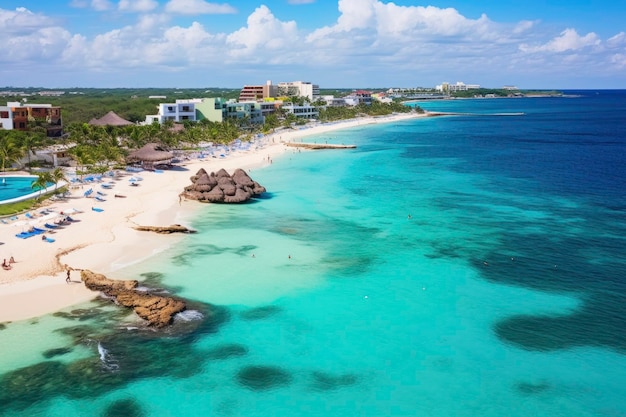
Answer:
[
  {"xmin": 182, "ymin": 168, "xmax": 266, "ymax": 203},
  {"xmin": 127, "ymin": 143, "xmax": 174, "ymax": 168},
  {"xmin": 89, "ymin": 111, "xmax": 134, "ymax": 126}
]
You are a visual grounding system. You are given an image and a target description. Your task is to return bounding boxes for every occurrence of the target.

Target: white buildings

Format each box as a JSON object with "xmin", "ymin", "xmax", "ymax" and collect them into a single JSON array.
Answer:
[
  {"xmin": 435, "ymin": 82, "xmax": 481, "ymax": 93},
  {"xmin": 276, "ymin": 81, "xmax": 320, "ymax": 101},
  {"xmin": 238, "ymin": 80, "xmax": 320, "ymax": 102},
  {"xmin": 282, "ymin": 104, "xmax": 319, "ymax": 119},
  {"xmin": 144, "ymin": 99, "xmax": 201, "ymax": 124}
]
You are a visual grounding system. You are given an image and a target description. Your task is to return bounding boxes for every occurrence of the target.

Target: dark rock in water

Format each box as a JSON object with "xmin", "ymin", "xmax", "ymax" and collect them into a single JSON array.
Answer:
[
  {"xmin": 310, "ymin": 371, "xmax": 358, "ymax": 391},
  {"xmin": 206, "ymin": 343, "xmax": 249, "ymax": 360},
  {"xmin": 240, "ymin": 305, "xmax": 282, "ymax": 321},
  {"xmin": 0, "ymin": 323, "xmax": 6, "ymax": 330},
  {"xmin": 42, "ymin": 347, "xmax": 73, "ymax": 359},
  {"xmin": 182, "ymin": 167, "xmax": 266, "ymax": 204},
  {"xmin": 103, "ymin": 398, "xmax": 145, "ymax": 417},
  {"xmin": 516, "ymin": 381, "xmax": 551, "ymax": 395},
  {"xmin": 236, "ymin": 365, "xmax": 292, "ymax": 391},
  {"xmin": 133, "ymin": 224, "xmax": 197, "ymax": 234},
  {"xmin": 81, "ymin": 270, "xmax": 186, "ymax": 327}
]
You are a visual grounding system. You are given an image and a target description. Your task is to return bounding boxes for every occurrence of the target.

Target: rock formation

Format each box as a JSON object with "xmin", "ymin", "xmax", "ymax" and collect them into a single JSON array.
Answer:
[
  {"xmin": 284, "ymin": 142, "xmax": 356, "ymax": 149},
  {"xmin": 182, "ymin": 168, "xmax": 266, "ymax": 203},
  {"xmin": 81, "ymin": 270, "xmax": 186, "ymax": 327},
  {"xmin": 133, "ymin": 224, "xmax": 197, "ymax": 234}
]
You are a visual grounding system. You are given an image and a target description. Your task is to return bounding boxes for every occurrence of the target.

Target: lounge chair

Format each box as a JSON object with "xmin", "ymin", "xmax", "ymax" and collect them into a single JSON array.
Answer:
[
  {"xmin": 45, "ymin": 223, "xmax": 59, "ymax": 229},
  {"xmin": 95, "ymin": 196, "xmax": 106, "ymax": 202},
  {"xmin": 92, "ymin": 207, "xmax": 104, "ymax": 212}
]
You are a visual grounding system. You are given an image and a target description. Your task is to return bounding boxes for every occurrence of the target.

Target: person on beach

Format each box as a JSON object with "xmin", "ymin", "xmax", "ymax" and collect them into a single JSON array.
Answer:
[
  {"xmin": 9, "ymin": 256, "xmax": 15, "ymax": 264},
  {"xmin": 66, "ymin": 270, "xmax": 71, "ymax": 283},
  {"xmin": 2, "ymin": 259, "xmax": 11, "ymax": 270}
]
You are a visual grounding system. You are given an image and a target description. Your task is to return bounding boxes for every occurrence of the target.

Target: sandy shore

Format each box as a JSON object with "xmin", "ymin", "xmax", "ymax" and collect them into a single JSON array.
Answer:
[{"xmin": 0, "ymin": 111, "xmax": 424, "ymax": 323}]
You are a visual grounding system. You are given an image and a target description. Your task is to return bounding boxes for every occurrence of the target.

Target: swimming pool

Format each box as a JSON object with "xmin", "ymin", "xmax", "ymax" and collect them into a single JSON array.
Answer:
[{"xmin": 0, "ymin": 176, "xmax": 56, "ymax": 204}]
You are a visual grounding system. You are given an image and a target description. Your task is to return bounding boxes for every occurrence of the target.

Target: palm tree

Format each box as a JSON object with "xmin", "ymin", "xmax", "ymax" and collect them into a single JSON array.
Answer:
[
  {"xmin": 51, "ymin": 167, "xmax": 69, "ymax": 194},
  {"xmin": 31, "ymin": 171, "xmax": 53, "ymax": 201},
  {"xmin": 19, "ymin": 131, "xmax": 45, "ymax": 173},
  {"xmin": 0, "ymin": 132, "xmax": 25, "ymax": 172}
]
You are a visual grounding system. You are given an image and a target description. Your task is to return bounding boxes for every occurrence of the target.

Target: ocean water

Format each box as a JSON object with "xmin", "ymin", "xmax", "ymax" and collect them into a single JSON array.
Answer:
[{"xmin": 1, "ymin": 91, "xmax": 626, "ymax": 416}]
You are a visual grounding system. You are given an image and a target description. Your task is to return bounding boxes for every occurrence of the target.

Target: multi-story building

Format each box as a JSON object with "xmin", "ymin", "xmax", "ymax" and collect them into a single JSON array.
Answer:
[
  {"xmin": 277, "ymin": 81, "xmax": 319, "ymax": 101},
  {"xmin": 0, "ymin": 101, "xmax": 63, "ymax": 137},
  {"xmin": 144, "ymin": 99, "xmax": 200, "ymax": 124},
  {"xmin": 145, "ymin": 98, "xmax": 266, "ymax": 125},
  {"xmin": 435, "ymin": 82, "xmax": 481, "ymax": 93},
  {"xmin": 238, "ymin": 81, "xmax": 278, "ymax": 102},
  {"xmin": 319, "ymin": 95, "xmax": 348, "ymax": 107},
  {"xmin": 344, "ymin": 90, "xmax": 373, "ymax": 106},
  {"xmin": 282, "ymin": 104, "xmax": 319, "ymax": 119}
]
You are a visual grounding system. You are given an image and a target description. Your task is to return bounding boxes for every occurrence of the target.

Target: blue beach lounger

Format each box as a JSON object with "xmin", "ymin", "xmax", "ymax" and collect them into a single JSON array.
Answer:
[{"xmin": 92, "ymin": 207, "xmax": 104, "ymax": 212}]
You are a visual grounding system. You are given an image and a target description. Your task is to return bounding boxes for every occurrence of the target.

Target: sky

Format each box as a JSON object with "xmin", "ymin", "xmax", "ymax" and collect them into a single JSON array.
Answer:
[{"xmin": 1, "ymin": 0, "xmax": 625, "ymax": 89}]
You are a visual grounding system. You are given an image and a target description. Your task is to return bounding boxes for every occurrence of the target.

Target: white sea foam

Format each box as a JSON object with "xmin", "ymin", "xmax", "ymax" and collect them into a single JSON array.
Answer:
[
  {"xmin": 97, "ymin": 342, "xmax": 119, "ymax": 371},
  {"xmin": 174, "ymin": 310, "xmax": 204, "ymax": 322}
]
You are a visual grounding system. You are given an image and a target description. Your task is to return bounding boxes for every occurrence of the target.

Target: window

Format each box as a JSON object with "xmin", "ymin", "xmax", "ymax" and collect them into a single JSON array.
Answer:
[{"xmin": 0, "ymin": 111, "xmax": 8, "ymax": 118}]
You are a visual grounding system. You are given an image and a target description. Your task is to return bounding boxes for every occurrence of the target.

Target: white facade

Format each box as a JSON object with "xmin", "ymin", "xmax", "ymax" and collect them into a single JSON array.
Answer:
[
  {"xmin": 144, "ymin": 99, "xmax": 200, "ymax": 124},
  {"xmin": 277, "ymin": 81, "xmax": 320, "ymax": 101},
  {"xmin": 0, "ymin": 105, "xmax": 13, "ymax": 130},
  {"xmin": 282, "ymin": 104, "xmax": 319, "ymax": 119},
  {"xmin": 435, "ymin": 82, "xmax": 481, "ymax": 92},
  {"xmin": 320, "ymin": 95, "xmax": 348, "ymax": 107}
]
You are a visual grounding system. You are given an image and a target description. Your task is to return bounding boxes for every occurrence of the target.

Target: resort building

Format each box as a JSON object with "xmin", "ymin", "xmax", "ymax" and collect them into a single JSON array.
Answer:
[
  {"xmin": 319, "ymin": 95, "xmax": 349, "ymax": 107},
  {"xmin": 144, "ymin": 99, "xmax": 200, "ymax": 124},
  {"xmin": 344, "ymin": 90, "xmax": 373, "ymax": 106},
  {"xmin": 238, "ymin": 81, "xmax": 278, "ymax": 102},
  {"xmin": 282, "ymin": 104, "xmax": 319, "ymax": 119},
  {"xmin": 238, "ymin": 80, "xmax": 319, "ymax": 102},
  {"xmin": 276, "ymin": 81, "xmax": 319, "ymax": 101},
  {"xmin": 146, "ymin": 98, "xmax": 267, "ymax": 125},
  {"xmin": 435, "ymin": 82, "xmax": 481, "ymax": 93},
  {"xmin": 0, "ymin": 101, "xmax": 63, "ymax": 137}
]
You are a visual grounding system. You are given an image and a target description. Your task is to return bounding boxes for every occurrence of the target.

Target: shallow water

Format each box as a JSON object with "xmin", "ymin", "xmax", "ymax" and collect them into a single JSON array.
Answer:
[{"xmin": 1, "ymin": 91, "xmax": 625, "ymax": 416}]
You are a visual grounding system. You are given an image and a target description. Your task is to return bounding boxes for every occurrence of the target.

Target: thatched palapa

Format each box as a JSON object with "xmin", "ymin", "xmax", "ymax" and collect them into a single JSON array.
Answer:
[
  {"xmin": 89, "ymin": 111, "xmax": 134, "ymax": 126},
  {"xmin": 127, "ymin": 143, "xmax": 174, "ymax": 169},
  {"xmin": 183, "ymin": 168, "xmax": 266, "ymax": 203}
]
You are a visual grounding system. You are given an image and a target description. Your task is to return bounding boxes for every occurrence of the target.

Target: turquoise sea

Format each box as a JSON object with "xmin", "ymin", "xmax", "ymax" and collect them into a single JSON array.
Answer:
[{"xmin": 1, "ymin": 91, "xmax": 625, "ymax": 416}]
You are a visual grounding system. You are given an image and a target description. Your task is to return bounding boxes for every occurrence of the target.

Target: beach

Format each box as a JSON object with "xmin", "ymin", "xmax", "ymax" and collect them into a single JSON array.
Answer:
[{"xmin": 0, "ymin": 112, "xmax": 424, "ymax": 323}]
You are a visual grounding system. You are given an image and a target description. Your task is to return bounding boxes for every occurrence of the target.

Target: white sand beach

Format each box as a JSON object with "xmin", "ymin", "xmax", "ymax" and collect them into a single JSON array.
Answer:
[{"xmin": 0, "ymin": 112, "xmax": 424, "ymax": 322}]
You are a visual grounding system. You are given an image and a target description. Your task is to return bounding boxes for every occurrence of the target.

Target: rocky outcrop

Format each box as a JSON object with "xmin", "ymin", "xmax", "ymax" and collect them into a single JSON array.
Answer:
[
  {"xmin": 133, "ymin": 224, "xmax": 197, "ymax": 234},
  {"xmin": 81, "ymin": 270, "xmax": 186, "ymax": 327},
  {"xmin": 182, "ymin": 168, "xmax": 266, "ymax": 203},
  {"xmin": 284, "ymin": 142, "xmax": 356, "ymax": 149}
]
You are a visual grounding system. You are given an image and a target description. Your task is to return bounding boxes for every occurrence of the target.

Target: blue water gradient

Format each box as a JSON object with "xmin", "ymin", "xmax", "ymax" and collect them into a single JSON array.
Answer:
[{"xmin": 1, "ymin": 91, "xmax": 625, "ymax": 416}]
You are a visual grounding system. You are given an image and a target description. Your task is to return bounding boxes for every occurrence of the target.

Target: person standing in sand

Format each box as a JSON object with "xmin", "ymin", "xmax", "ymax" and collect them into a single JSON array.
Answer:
[{"xmin": 66, "ymin": 269, "xmax": 71, "ymax": 283}]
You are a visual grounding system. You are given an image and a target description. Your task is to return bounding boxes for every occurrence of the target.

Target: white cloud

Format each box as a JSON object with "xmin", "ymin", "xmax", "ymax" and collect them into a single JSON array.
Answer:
[
  {"xmin": 164, "ymin": 0, "xmax": 236, "ymax": 15},
  {"xmin": 513, "ymin": 20, "xmax": 536, "ymax": 34},
  {"xmin": 227, "ymin": 5, "xmax": 298, "ymax": 59},
  {"xmin": 91, "ymin": 0, "xmax": 114, "ymax": 11},
  {"xmin": 118, "ymin": 0, "xmax": 159, "ymax": 13},
  {"xmin": 0, "ymin": 7, "xmax": 57, "ymax": 35},
  {"xmin": 606, "ymin": 32, "xmax": 626, "ymax": 47},
  {"xmin": 1, "ymin": 1, "xmax": 625, "ymax": 87},
  {"xmin": 520, "ymin": 28, "xmax": 600, "ymax": 53},
  {"xmin": 609, "ymin": 53, "xmax": 626, "ymax": 68},
  {"xmin": 307, "ymin": 0, "xmax": 498, "ymax": 46}
]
